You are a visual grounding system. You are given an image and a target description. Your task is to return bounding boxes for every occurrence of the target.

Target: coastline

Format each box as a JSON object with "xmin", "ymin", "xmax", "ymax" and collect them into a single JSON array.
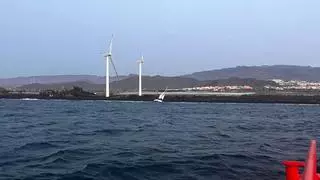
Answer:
[{"xmin": 1, "ymin": 94, "xmax": 320, "ymax": 104}]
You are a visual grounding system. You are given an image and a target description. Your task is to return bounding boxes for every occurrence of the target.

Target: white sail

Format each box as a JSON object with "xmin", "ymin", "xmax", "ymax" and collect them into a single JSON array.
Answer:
[
  {"xmin": 154, "ymin": 87, "xmax": 167, "ymax": 102},
  {"xmin": 158, "ymin": 88, "xmax": 167, "ymax": 100},
  {"xmin": 159, "ymin": 92, "xmax": 165, "ymax": 100}
]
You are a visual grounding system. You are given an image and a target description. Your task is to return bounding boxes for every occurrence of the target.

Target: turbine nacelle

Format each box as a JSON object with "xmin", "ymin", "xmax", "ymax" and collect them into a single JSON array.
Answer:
[
  {"xmin": 103, "ymin": 53, "xmax": 111, "ymax": 58},
  {"xmin": 137, "ymin": 55, "xmax": 144, "ymax": 64}
]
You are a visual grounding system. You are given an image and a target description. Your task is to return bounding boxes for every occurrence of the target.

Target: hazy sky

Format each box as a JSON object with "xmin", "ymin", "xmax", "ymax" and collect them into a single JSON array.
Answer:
[{"xmin": 1, "ymin": 0, "xmax": 320, "ymax": 77}]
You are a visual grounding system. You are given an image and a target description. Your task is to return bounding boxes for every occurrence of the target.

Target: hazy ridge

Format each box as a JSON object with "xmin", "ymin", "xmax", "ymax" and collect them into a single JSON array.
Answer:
[
  {"xmin": 1, "ymin": 65, "xmax": 320, "ymax": 90},
  {"xmin": 185, "ymin": 65, "xmax": 320, "ymax": 81}
]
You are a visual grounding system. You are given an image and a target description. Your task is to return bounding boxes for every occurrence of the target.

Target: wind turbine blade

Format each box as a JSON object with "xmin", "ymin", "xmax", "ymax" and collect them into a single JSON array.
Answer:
[
  {"xmin": 108, "ymin": 35, "xmax": 114, "ymax": 55},
  {"xmin": 110, "ymin": 57, "xmax": 119, "ymax": 81}
]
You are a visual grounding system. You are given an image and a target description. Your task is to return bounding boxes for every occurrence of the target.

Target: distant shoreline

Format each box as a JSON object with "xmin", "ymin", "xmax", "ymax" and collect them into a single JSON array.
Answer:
[{"xmin": 1, "ymin": 94, "xmax": 320, "ymax": 104}]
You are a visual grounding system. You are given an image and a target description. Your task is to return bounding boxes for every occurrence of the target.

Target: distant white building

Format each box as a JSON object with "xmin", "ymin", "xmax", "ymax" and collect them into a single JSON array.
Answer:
[{"xmin": 268, "ymin": 79, "xmax": 320, "ymax": 90}]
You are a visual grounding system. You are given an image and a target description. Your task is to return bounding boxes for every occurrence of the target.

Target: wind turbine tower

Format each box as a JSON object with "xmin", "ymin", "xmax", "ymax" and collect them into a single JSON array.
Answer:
[
  {"xmin": 137, "ymin": 55, "xmax": 144, "ymax": 96},
  {"xmin": 104, "ymin": 35, "xmax": 119, "ymax": 98}
]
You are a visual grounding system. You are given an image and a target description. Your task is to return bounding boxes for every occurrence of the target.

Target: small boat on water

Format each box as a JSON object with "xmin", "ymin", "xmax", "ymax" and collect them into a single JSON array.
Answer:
[{"xmin": 154, "ymin": 88, "xmax": 167, "ymax": 103}]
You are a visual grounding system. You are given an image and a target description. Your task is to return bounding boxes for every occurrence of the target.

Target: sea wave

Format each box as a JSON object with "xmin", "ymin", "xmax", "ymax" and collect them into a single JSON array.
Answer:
[
  {"xmin": 0, "ymin": 100, "xmax": 317, "ymax": 179},
  {"xmin": 14, "ymin": 142, "xmax": 59, "ymax": 151}
]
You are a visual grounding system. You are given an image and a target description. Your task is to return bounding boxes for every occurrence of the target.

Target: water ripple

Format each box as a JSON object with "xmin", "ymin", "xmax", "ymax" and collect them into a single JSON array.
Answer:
[{"xmin": 0, "ymin": 100, "xmax": 319, "ymax": 179}]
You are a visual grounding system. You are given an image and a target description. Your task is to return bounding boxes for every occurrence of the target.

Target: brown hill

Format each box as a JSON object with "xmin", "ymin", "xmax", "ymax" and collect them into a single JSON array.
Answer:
[
  {"xmin": 17, "ymin": 76, "xmax": 200, "ymax": 92},
  {"xmin": 0, "ymin": 75, "xmax": 127, "ymax": 87},
  {"xmin": 185, "ymin": 65, "xmax": 320, "ymax": 81},
  {"xmin": 16, "ymin": 77, "xmax": 276, "ymax": 92},
  {"xmin": 4, "ymin": 65, "xmax": 320, "ymax": 88},
  {"xmin": 110, "ymin": 76, "xmax": 200, "ymax": 91},
  {"xmin": 18, "ymin": 81, "xmax": 104, "ymax": 92}
]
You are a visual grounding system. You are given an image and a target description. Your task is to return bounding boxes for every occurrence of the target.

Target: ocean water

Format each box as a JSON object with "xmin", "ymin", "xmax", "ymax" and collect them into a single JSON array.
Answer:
[{"xmin": 0, "ymin": 99, "xmax": 319, "ymax": 180}]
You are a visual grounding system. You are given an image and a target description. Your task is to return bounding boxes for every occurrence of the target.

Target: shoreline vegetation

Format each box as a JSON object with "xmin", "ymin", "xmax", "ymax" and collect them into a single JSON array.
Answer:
[{"xmin": 1, "ymin": 87, "xmax": 320, "ymax": 104}]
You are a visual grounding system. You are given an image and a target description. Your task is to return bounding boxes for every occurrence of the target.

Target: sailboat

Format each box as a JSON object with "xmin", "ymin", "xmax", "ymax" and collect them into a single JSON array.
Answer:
[{"xmin": 154, "ymin": 88, "xmax": 167, "ymax": 102}]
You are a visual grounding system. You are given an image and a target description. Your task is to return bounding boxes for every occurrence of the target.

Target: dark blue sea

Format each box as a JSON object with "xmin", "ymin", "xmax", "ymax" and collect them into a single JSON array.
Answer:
[{"xmin": 0, "ymin": 99, "xmax": 319, "ymax": 180}]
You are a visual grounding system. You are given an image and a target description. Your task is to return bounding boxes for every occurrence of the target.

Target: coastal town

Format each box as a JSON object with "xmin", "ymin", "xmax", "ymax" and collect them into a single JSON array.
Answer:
[
  {"xmin": 265, "ymin": 79, "xmax": 320, "ymax": 91},
  {"xmin": 187, "ymin": 79, "xmax": 320, "ymax": 92}
]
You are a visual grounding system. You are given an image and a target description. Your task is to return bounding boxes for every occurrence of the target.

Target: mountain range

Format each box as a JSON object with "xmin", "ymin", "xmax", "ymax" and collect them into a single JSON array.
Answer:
[
  {"xmin": 16, "ymin": 77, "xmax": 275, "ymax": 92},
  {"xmin": 16, "ymin": 76, "xmax": 200, "ymax": 92},
  {"xmin": 185, "ymin": 65, "xmax": 320, "ymax": 81},
  {"xmin": 1, "ymin": 65, "xmax": 320, "ymax": 90},
  {"xmin": 0, "ymin": 75, "xmax": 128, "ymax": 87}
]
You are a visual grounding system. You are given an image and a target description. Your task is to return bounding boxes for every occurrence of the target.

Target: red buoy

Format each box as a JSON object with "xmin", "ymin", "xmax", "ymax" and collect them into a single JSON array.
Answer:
[{"xmin": 283, "ymin": 140, "xmax": 320, "ymax": 180}]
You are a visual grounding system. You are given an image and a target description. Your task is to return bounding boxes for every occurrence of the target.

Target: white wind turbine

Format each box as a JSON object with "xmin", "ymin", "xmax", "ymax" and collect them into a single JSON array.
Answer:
[
  {"xmin": 104, "ymin": 35, "xmax": 119, "ymax": 98},
  {"xmin": 137, "ymin": 55, "xmax": 144, "ymax": 96}
]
